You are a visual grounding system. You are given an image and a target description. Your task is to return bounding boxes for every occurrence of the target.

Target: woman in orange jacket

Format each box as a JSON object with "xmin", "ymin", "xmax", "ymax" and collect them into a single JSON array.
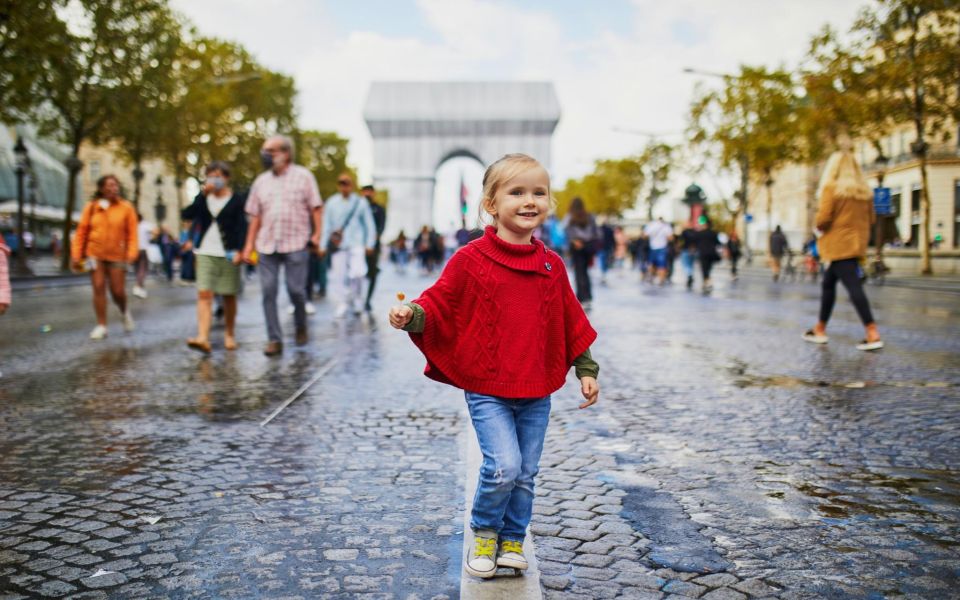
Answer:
[{"xmin": 71, "ymin": 175, "xmax": 139, "ymax": 339}]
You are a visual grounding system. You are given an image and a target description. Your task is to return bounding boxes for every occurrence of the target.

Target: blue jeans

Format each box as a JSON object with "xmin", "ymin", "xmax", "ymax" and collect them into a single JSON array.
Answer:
[{"xmin": 465, "ymin": 392, "xmax": 551, "ymax": 542}]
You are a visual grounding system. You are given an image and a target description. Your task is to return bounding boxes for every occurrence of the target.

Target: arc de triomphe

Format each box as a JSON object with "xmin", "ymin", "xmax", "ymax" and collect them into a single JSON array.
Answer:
[{"xmin": 363, "ymin": 81, "xmax": 561, "ymax": 240}]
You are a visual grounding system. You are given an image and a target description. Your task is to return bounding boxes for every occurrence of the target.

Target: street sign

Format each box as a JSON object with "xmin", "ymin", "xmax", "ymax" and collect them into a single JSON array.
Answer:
[
  {"xmin": 745, "ymin": 213, "xmax": 754, "ymax": 223},
  {"xmin": 874, "ymin": 187, "xmax": 892, "ymax": 216}
]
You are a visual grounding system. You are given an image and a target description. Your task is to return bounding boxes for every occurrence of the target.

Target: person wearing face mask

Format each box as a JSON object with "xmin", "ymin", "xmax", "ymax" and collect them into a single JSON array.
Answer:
[
  {"xmin": 181, "ymin": 161, "xmax": 248, "ymax": 353},
  {"xmin": 242, "ymin": 135, "xmax": 323, "ymax": 355}
]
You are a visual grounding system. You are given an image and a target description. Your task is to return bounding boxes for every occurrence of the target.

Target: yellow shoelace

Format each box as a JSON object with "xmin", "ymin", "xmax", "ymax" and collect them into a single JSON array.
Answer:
[
  {"xmin": 500, "ymin": 540, "xmax": 523, "ymax": 555},
  {"xmin": 474, "ymin": 537, "xmax": 496, "ymax": 558}
]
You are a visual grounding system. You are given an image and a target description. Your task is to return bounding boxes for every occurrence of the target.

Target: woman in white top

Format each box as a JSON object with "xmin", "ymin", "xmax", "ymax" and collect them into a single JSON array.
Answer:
[{"xmin": 180, "ymin": 161, "xmax": 248, "ymax": 353}]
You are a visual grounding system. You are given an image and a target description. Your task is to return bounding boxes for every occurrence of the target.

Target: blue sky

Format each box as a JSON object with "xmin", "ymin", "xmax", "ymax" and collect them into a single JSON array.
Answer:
[{"xmin": 171, "ymin": 0, "xmax": 867, "ymax": 219}]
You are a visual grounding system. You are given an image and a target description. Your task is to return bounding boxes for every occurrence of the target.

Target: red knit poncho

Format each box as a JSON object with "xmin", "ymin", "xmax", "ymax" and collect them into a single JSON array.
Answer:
[{"xmin": 409, "ymin": 226, "xmax": 597, "ymax": 398}]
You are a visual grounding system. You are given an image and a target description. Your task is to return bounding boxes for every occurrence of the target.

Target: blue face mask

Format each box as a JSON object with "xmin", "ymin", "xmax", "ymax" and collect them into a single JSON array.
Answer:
[
  {"xmin": 207, "ymin": 176, "xmax": 226, "ymax": 191},
  {"xmin": 260, "ymin": 151, "xmax": 274, "ymax": 170}
]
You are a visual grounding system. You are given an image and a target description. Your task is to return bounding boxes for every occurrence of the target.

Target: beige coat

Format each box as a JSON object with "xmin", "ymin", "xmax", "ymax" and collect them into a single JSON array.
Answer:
[{"xmin": 815, "ymin": 185, "xmax": 874, "ymax": 262}]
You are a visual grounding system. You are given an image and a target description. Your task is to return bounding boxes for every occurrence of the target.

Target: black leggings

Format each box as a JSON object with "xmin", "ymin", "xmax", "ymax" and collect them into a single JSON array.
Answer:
[
  {"xmin": 819, "ymin": 258, "xmax": 875, "ymax": 325},
  {"xmin": 701, "ymin": 257, "xmax": 716, "ymax": 281},
  {"xmin": 571, "ymin": 249, "xmax": 593, "ymax": 302}
]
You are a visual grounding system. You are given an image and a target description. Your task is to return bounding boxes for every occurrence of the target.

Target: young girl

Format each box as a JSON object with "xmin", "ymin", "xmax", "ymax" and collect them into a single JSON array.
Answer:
[{"xmin": 389, "ymin": 154, "xmax": 600, "ymax": 578}]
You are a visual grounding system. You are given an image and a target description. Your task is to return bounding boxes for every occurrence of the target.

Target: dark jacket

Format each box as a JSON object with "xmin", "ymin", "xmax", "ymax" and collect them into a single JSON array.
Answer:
[
  {"xmin": 181, "ymin": 191, "xmax": 248, "ymax": 252},
  {"xmin": 695, "ymin": 229, "xmax": 721, "ymax": 261}
]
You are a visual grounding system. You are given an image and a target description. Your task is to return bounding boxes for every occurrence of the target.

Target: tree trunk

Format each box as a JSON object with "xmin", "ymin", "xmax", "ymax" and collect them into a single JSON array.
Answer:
[
  {"xmin": 60, "ymin": 154, "xmax": 81, "ymax": 272},
  {"xmin": 919, "ymin": 155, "xmax": 933, "ymax": 275},
  {"xmin": 765, "ymin": 181, "xmax": 774, "ymax": 237}
]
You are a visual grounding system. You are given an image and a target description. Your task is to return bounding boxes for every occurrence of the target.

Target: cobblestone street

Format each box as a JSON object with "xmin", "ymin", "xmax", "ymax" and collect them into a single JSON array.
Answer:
[{"xmin": 1, "ymin": 265, "xmax": 958, "ymax": 599}]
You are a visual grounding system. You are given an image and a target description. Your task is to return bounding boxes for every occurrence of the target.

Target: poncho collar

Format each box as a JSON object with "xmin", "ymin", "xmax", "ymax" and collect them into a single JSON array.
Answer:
[{"xmin": 473, "ymin": 226, "xmax": 553, "ymax": 274}]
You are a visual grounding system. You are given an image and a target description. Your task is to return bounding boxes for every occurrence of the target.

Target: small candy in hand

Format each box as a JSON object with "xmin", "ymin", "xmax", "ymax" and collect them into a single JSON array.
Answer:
[{"xmin": 396, "ymin": 292, "xmax": 405, "ymax": 302}]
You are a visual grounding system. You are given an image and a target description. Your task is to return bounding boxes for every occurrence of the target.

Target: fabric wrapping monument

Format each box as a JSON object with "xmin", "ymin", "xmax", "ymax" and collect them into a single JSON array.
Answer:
[{"xmin": 363, "ymin": 82, "xmax": 561, "ymax": 241}]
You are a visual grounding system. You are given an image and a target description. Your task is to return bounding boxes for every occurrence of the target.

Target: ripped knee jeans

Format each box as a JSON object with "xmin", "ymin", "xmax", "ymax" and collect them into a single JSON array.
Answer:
[{"xmin": 465, "ymin": 391, "xmax": 551, "ymax": 542}]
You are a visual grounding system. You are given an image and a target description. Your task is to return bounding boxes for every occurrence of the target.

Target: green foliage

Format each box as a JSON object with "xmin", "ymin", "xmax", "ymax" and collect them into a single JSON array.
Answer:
[
  {"xmin": 555, "ymin": 156, "xmax": 645, "ymax": 218},
  {"xmin": 637, "ymin": 141, "xmax": 674, "ymax": 220},
  {"xmin": 162, "ymin": 35, "xmax": 297, "ymax": 189},
  {"xmin": 295, "ymin": 129, "xmax": 354, "ymax": 199},
  {"xmin": 0, "ymin": 0, "xmax": 67, "ymax": 122}
]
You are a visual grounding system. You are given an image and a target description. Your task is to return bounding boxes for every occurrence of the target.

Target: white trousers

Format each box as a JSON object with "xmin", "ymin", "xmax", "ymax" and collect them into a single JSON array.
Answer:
[{"xmin": 329, "ymin": 246, "xmax": 368, "ymax": 310}]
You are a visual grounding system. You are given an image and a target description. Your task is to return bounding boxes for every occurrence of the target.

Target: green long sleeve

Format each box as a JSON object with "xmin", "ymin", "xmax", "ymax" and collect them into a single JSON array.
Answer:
[
  {"xmin": 402, "ymin": 302, "xmax": 426, "ymax": 333},
  {"xmin": 573, "ymin": 347, "xmax": 599, "ymax": 380}
]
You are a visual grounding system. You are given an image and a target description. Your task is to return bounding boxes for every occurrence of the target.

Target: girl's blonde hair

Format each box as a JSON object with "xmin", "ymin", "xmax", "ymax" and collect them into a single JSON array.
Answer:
[
  {"xmin": 817, "ymin": 150, "xmax": 872, "ymax": 202},
  {"xmin": 478, "ymin": 153, "xmax": 552, "ymax": 224}
]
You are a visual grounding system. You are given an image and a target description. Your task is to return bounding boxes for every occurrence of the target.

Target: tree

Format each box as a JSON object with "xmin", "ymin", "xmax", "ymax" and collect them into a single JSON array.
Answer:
[
  {"xmin": 162, "ymin": 36, "xmax": 297, "ymax": 196},
  {"xmin": 853, "ymin": 1, "xmax": 960, "ymax": 274},
  {"xmin": 103, "ymin": 7, "xmax": 182, "ymax": 211},
  {"xmin": 688, "ymin": 66, "xmax": 803, "ymax": 239},
  {"xmin": 555, "ymin": 157, "xmax": 645, "ymax": 218},
  {"xmin": 32, "ymin": 0, "xmax": 177, "ymax": 271},
  {"xmin": 295, "ymin": 130, "xmax": 353, "ymax": 199},
  {"xmin": 0, "ymin": 0, "xmax": 66, "ymax": 122},
  {"xmin": 637, "ymin": 141, "xmax": 674, "ymax": 221}
]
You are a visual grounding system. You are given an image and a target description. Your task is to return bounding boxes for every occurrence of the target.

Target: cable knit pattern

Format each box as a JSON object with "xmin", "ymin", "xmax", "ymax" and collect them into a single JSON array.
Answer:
[{"xmin": 409, "ymin": 226, "xmax": 597, "ymax": 398}]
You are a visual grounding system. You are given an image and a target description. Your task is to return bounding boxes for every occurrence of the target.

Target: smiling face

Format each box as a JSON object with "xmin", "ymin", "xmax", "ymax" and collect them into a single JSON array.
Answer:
[{"xmin": 484, "ymin": 165, "xmax": 551, "ymax": 244}]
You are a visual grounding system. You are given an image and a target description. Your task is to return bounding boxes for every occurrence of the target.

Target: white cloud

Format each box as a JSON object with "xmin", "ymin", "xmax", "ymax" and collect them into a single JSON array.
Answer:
[{"xmin": 169, "ymin": 0, "xmax": 867, "ymax": 199}]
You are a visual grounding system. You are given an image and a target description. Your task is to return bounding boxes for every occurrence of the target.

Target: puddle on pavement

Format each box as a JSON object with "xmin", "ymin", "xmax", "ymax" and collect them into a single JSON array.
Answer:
[
  {"xmin": 616, "ymin": 484, "xmax": 732, "ymax": 574},
  {"xmin": 759, "ymin": 464, "xmax": 960, "ymax": 548},
  {"xmin": 725, "ymin": 361, "xmax": 955, "ymax": 390}
]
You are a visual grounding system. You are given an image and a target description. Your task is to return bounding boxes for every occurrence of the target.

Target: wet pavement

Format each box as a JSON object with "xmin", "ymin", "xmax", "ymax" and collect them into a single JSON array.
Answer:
[{"xmin": 1, "ymin": 261, "xmax": 959, "ymax": 599}]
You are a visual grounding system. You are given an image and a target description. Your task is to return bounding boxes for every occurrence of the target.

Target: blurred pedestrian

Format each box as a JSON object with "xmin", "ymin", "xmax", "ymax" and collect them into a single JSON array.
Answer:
[
  {"xmin": 391, "ymin": 231, "xmax": 410, "ymax": 273},
  {"xmin": 132, "ymin": 213, "xmax": 154, "ymax": 298},
  {"xmin": 319, "ymin": 173, "xmax": 375, "ymax": 318},
  {"xmin": 727, "ymin": 231, "xmax": 742, "ymax": 280},
  {"xmin": 679, "ymin": 221, "xmax": 698, "ymax": 290},
  {"xmin": 0, "ymin": 239, "xmax": 9, "ymax": 315},
  {"xmin": 694, "ymin": 216, "xmax": 721, "ymax": 293},
  {"xmin": 597, "ymin": 220, "xmax": 615, "ymax": 285},
  {"xmin": 644, "ymin": 217, "xmax": 673, "ymax": 285},
  {"xmin": 769, "ymin": 225, "xmax": 789, "ymax": 282},
  {"xmin": 178, "ymin": 220, "xmax": 197, "ymax": 284},
  {"xmin": 362, "ymin": 184, "xmax": 386, "ymax": 312},
  {"xmin": 388, "ymin": 153, "xmax": 599, "ymax": 579},
  {"xmin": 71, "ymin": 174, "xmax": 138, "ymax": 339},
  {"xmin": 563, "ymin": 197, "xmax": 599, "ymax": 307},
  {"xmin": 803, "ymin": 150, "xmax": 883, "ymax": 351},
  {"xmin": 242, "ymin": 134, "xmax": 323, "ymax": 356},
  {"xmin": 613, "ymin": 225, "xmax": 628, "ymax": 271},
  {"xmin": 414, "ymin": 226, "xmax": 439, "ymax": 274},
  {"xmin": 181, "ymin": 161, "xmax": 247, "ymax": 353}
]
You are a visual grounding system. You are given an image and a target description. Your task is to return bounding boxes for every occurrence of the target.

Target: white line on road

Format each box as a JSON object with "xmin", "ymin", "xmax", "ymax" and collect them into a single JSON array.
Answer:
[{"xmin": 259, "ymin": 358, "xmax": 338, "ymax": 427}]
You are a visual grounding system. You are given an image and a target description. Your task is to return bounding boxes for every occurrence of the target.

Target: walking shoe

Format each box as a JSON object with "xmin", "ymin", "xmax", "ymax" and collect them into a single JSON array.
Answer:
[
  {"xmin": 295, "ymin": 327, "xmax": 309, "ymax": 346},
  {"xmin": 334, "ymin": 304, "xmax": 349, "ymax": 319},
  {"xmin": 496, "ymin": 539, "xmax": 528, "ymax": 571},
  {"xmin": 465, "ymin": 530, "xmax": 498, "ymax": 579},
  {"xmin": 89, "ymin": 324, "xmax": 108, "ymax": 340},
  {"xmin": 305, "ymin": 302, "xmax": 316, "ymax": 315},
  {"xmin": 856, "ymin": 339, "xmax": 884, "ymax": 351},
  {"xmin": 802, "ymin": 330, "xmax": 829, "ymax": 344},
  {"xmin": 123, "ymin": 311, "xmax": 135, "ymax": 332},
  {"xmin": 263, "ymin": 341, "xmax": 283, "ymax": 356},
  {"xmin": 132, "ymin": 285, "xmax": 148, "ymax": 299}
]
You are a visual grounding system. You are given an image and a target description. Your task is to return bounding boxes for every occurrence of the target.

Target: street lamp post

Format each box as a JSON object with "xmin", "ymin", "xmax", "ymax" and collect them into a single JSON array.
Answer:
[
  {"xmin": 28, "ymin": 171, "xmax": 37, "ymax": 248},
  {"xmin": 132, "ymin": 166, "xmax": 145, "ymax": 211},
  {"xmin": 154, "ymin": 175, "xmax": 166, "ymax": 224},
  {"xmin": 12, "ymin": 136, "xmax": 33, "ymax": 276}
]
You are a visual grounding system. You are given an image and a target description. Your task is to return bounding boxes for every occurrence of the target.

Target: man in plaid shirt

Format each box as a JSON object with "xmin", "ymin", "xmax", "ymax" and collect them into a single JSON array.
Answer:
[{"xmin": 242, "ymin": 135, "xmax": 323, "ymax": 356}]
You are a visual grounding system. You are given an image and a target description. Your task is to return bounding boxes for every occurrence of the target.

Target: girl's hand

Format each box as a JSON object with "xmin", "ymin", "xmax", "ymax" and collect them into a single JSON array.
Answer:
[
  {"xmin": 579, "ymin": 376, "xmax": 599, "ymax": 409},
  {"xmin": 389, "ymin": 305, "xmax": 413, "ymax": 330}
]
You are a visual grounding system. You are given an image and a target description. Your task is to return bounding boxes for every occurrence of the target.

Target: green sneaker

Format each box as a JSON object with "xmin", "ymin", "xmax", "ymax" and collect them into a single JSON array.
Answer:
[
  {"xmin": 465, "ymin": 529, "xmax": 498, "ymax": 578},
  {"xmin": 497, "ymin": 539, "xmax": 528, "ymax": 570}
]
